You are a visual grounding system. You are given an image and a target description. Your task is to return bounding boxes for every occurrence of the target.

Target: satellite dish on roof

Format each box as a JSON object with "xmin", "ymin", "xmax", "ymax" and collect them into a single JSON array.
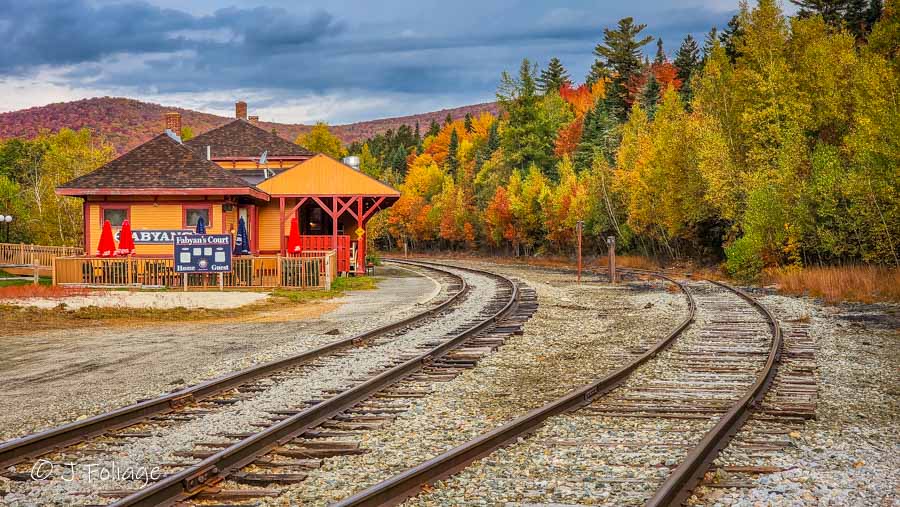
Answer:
[{"xmin": 259, "ymin": 150, "xmax": 271, "ymax": 179}]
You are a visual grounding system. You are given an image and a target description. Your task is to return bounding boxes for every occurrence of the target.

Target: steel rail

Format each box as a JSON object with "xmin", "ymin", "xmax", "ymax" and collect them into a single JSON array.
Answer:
[
  {"xmin": 332, "ymin": 269, "xmax": 696, "ymax": 507},
  {"xmin": 645, "ymin": 280, "xmax": 783, "ymax": 507},
  {"xmin": 0, "ymin": 262, "xmax": 468, "ymax": 470},
  {"xmin": 109, "ymin": 259, "xmax": 521, "ymax": 507}
]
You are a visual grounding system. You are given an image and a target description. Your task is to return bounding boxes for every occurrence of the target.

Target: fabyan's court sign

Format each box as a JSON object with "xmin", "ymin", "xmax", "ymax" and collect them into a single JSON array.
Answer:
[{"xmin": 114, "ymin": 229, "xmax": 194, "ymax": 244}]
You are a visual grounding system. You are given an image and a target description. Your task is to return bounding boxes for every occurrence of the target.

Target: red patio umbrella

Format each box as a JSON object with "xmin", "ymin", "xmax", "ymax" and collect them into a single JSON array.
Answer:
[
  {"xmin": 97, "ymin": 219, "xmax": 116, "ymax": 257},
  {"xmin": 286, "ymin": 216, "xmax": 302, "ymax": 255},
  {"xmin": 115, "ymin": 219, "xmax": 135, "ymax": 256}
]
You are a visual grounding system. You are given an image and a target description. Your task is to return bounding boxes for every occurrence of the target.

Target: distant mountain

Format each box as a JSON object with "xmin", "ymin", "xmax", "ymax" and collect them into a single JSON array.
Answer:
[{"xmin": 0, "ymin": 97, "xmax": 499, "ymax": 152}]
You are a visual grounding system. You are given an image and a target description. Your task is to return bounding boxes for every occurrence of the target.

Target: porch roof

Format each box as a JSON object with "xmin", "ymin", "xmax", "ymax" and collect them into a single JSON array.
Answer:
[{"xmin": 256, "ymin": 154, "xmax": 400, "ymax": 198}]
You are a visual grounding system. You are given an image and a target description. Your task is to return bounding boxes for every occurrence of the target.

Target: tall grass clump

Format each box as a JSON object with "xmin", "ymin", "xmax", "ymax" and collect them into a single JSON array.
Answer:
[{"xmin": 767, "ymin": 265, "xmax": 900, "ymax": 304}]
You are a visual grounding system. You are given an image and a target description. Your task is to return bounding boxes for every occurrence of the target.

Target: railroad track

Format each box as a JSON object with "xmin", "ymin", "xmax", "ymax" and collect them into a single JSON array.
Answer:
[
  {"xmin": 334, "ymin": 272, "xmax": 783, "ymax": 507},
  {"xmin": 0, "ymin": 260, "xmax": 537, "ymax": 506}
]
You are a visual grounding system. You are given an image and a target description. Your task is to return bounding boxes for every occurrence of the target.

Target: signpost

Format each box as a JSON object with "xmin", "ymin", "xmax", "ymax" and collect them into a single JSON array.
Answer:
[
  {"xmin": 576, "ymin": 220, "xmax": 583, "ymax": 284},
  {"xmin": 606, "ymin": 235, "xmax": 616, "ymax": 284},
  {"xmin": 174, "ymin": 234, "xmax": 233, "ymax": 291}
]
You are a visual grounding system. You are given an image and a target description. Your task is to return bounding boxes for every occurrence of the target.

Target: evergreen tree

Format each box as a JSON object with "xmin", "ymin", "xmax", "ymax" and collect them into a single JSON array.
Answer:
[
  {"xmin": 390, "ymin": 145, "xmax": 408, "ymax": 174},
  {"xmin": 447, "ymin": 129, "xmax": 459, "ymax": 174},
  {"xmin": 427, "ymin": 119, "xmax": 441, "ymax": 137},
  {"xmin": 445, "ymin": 113, "xmax": 453, "ymax": 125},
  {"xmin": 464, "ymin": 113, "xmax": 473, "ymax": 133},
  {"xmin": 703, "ymin": 27, "xmax": 719, "ymax": 62},
  {"xmin": 845, "ymin": 0, "xmax": 884, "ymax": 37},
  {"xmin": 574, "ymin": 101, "xmax": 618, "ymax": 172},
  {"xmin": 497, "ymin": 58, "xmax": 557, "ymax": 176},
  {"xmin": 538, "ymin": 57, "xmax": 571, "ymax": 93},
  {"xmin": 720, "ymin": 14, "xmax": 744, "ymax": 61},
  {"xmin": 674, "ymin": 34, "xmax": 701, "ymax": 104},
  {"xmin": 791, "ymin": 0, "xmax": 852, "ymax": 25},
  {"xmin": 414, "ymin": 121, "xmax": 423, "ymax": 154},
  {"xmin": 486, "ymin": 121, "xmax": 500, "ymax": 152},
  {"xmin": 639, "ymin": 74, "xmax": 662, "ymax": 118},
  {"xmin": 587, "ymin": 17, "xmax": 654, "ymax": 120},
  {"xmin": 655, "ymin": 38, "xmax": 667, "ymax": 64}
]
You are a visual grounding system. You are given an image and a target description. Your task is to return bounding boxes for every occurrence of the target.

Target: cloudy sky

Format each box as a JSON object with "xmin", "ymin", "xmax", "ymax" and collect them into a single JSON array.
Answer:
[{"xmin": 0, "ymin": 0, "xmax": 750, "ymax": 124}]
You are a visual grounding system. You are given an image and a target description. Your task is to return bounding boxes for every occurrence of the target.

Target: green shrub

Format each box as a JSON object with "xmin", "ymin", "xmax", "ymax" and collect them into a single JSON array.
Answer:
[{"xmin": 725, "ymin": 236, "xmax": 765, "ymax": 281}]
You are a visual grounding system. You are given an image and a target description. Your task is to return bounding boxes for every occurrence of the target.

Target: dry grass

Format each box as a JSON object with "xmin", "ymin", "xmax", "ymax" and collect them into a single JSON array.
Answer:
[
  {"xmin": 767, "ymin": 265, "xmax": 900, "ymax": 304},
  {"xmin": 400, "ymin": 252, "xmax": 663, "ymax": 273}
]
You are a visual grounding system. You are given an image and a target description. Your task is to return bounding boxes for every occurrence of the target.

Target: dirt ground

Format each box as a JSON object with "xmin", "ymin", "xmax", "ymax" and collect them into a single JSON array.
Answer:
[
  {"xmin": 0, "ymin": 265, "xmax": 440, "ymax": 440},
  {"xmin": 0, "ymin": 290, "xmax": 270, "ymax": 310}
]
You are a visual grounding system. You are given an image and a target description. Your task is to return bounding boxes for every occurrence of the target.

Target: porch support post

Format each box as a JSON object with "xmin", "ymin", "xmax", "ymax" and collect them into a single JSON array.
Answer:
[
  {"xmin": 331, "ymin": 196, "xmax": 338, "ymax": 256},
  {"xmin": 249, "ymin": 204, "xmax": 259, "ymax": 254},
  {"xmin": 82, "ymin": 200, "xmax": 90, "ymax": 253},
  {"xmin": 357, "ymin": 197, "xmax": 364, "ymax": 274},
  {"xmin": 279, "ymin": 197, "xmax": 285, "ymax": 256}
]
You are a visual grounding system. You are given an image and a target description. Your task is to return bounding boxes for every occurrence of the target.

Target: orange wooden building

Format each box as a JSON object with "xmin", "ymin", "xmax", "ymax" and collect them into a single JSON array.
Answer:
[{"xmin": 57, "ymin": 102, "xmax": 400, "ymax": 274}]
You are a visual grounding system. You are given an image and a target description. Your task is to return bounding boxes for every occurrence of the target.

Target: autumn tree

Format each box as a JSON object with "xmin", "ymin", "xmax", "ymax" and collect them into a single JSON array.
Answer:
[
  {"xmin": 296, "ymin": 122, "xmax": 346, "ymax": 159},
  {"xmin": 484, "ymin": 186, "xmax": 516, "ymax": 249},
  {"xmin": 0, "ymin": 129, "xmax": 114, "ymax": 245}
]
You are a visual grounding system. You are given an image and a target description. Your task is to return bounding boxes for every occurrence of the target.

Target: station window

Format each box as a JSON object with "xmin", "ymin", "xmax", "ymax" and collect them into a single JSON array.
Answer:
[
  {"xmin": 184, "ymin": 206, "xmax": 212, "ymax": 229},
  {"xmin": 102, "ymin": 207, "xmax": 129, "ymax": 227}
]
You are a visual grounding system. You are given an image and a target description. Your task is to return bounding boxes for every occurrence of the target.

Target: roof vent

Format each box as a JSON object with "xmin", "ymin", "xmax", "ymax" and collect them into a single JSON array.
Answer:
[
  {"xmin": 165, "ymin": 129, "xmax": 182, "ymax": 144},
  {"xmin": 342, "ymin": 156, "xmax": 360, "ymax": 170}
]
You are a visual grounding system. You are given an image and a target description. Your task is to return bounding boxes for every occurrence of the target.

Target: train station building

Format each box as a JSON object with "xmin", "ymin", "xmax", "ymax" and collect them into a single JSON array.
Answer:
[{"xmin": 56, "ymin": 102, "xmax": 400, "ymax": 275}]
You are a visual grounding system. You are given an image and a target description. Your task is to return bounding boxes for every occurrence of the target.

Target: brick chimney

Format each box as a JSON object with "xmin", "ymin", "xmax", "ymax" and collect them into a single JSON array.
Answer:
[
  {"xmin": 235, "ymin": 101, "xmax": 248, "ymax": 120},
  {"xmin": 164, "ymin": 112, "xmax": 182, "ymax": 137},
  {"xmin": 248, "ymin": 115, "xmax": 259, "ymax": 124}
]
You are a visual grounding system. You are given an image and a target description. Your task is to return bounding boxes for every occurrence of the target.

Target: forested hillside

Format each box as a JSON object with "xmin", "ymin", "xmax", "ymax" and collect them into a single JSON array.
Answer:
[
  {"xmin": 0, "ymin": 97, "xmax": 498, "ymax": 152},
  {"xmin": 348, "ymin": 0, "xmax": 898, "ymax": 279}
]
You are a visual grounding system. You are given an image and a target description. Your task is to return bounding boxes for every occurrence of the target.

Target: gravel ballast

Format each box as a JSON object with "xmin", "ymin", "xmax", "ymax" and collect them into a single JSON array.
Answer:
[
  {"xmin": 258, "ymin": 261, "xmax": 687, "ymax": 506},
  {"xmin": 404, "ymin": 279, "xmax": 769, "ymax": 507},
  {"xmin": 687, "ymin": 293, "xmax": 900, "ymax": 507}
]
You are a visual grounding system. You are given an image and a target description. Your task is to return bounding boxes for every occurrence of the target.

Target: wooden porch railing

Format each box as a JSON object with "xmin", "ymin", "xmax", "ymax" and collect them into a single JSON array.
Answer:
[
  {"xmin": 0, "ymin": 243, "xmax": 83, "ymax": 269},
  {"xmin": 53, "ymin": 252, "xmax": 336, "ymax": 290}
]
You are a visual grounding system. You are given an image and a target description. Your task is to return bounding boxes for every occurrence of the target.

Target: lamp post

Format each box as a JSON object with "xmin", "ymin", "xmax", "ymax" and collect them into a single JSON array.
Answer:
[{"xmin": 2, "ymin": 215, "xmax": 11, "ymax": 242}]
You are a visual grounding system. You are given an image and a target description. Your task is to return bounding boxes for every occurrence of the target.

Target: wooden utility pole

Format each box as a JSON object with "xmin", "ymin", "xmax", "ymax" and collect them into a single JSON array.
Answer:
[
  {"xmin": 576, "ymin": 221, "xmax": 583, "ymax": 283},
  {"xmin": 607, "ymin": 236, "xmax": 616, "ymax": 283}
]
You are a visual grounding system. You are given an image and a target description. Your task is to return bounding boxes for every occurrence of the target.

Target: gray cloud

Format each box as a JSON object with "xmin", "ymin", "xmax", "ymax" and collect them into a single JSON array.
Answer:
[{"xmin": 0, "ymin": 0, "xmax": 739, "ymax": 122}]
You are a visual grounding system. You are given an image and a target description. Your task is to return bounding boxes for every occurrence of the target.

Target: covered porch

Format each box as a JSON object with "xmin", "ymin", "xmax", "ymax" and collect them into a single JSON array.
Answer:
[
  {"xmin": 255, "ymin": 154, "xmax": 400, "ymax": 275},
  {"xmin": 274, "ymin": 195, "xmax": 387, "ymax": 274}
]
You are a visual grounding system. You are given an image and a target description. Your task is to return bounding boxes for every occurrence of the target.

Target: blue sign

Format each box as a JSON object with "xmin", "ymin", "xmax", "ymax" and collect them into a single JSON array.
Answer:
[{"xmin": 174, "ymin": 234, "xmax": 233, "ymax": 273}]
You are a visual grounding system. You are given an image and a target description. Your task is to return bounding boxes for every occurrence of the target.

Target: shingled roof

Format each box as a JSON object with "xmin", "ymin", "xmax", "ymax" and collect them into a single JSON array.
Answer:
[
  {"xmin": 57, "ymin": 133, "xmax": 269, "ymax": 199},
  {"xmin": 185, "ymin": 119, "xmax": 314, "ymax": 158}
]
